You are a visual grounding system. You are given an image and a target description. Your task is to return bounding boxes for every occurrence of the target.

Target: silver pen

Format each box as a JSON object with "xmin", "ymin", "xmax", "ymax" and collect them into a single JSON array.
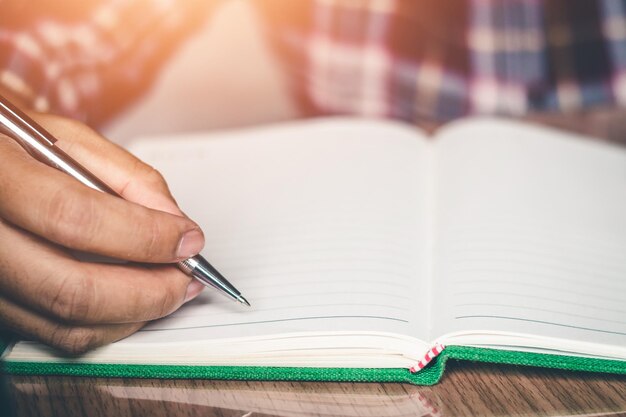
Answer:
[{"xmin": 0, "ymin": 94, "xmax": 250, "ymax": 307}]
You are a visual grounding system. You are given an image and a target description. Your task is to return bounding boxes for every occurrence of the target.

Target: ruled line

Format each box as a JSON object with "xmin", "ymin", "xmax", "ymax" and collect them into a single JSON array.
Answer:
[
  {"xmin": 447, "ymin": 264, "xmax": 625, "ymax": 289},
  {"xmin": 231, "ymin": 275, "xmax": 414, "ymax": 290},
  {"xmin": 455, "ymin": 315, "xmax": 626, "ymax": 337},
  {"xmin": 140, "ymin": 315, "xmax": 409, "ymax": 332},
  {"xmin": 206, "ymin": 291, "xmax": 412, "ymax": 305},
  {"xmin": 455, "ymin": 303, "xmax": 626, "ymax": 326},
  {"xmin": 451, "ymin": 273, "xmax": 626, "ymax": 293},
  {"xmin": 444, "ymin": 248, "xmax": 626, "ymax": 276},
  {"xmin": 444, "ymin": 236, "xmax": 626, "ymax": 264},
  {"xmin": 175, "ymin": 303, "xmax": 411, "ymax": 320},
  {"xmin": 453, "ymin": 290, "xmax": 625, "ymax": 311}
]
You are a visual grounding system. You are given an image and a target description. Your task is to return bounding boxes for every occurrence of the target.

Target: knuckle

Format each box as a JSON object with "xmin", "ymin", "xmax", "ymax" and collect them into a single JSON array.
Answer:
[
  {"xmin": 45, "ymin": 188, "xmax": 99, "ymax": 247},
  {"xmin": 36, "ymin": 115, "xmax": 92, "ymax": 150},
  {"xmin": 61, "ymin": 117, "xmax": 88, "ymax": 136},
  {"xmin": 49, "ymin": 326, "xmax": 99, "ymax": 355},
  {"xmin": 42, "ymin": 114, "xmax": 87, "ymax": 136},
  {"xmin": 133, "ymin": 161, "xmax": 170, "ymax": 193},
  {"xmin": 159, "ymin": 286, "xmax": 179, "ymax": 317},
  {"xmin": 141, "ymin": 215, "xmax": 164, "ymax": 260},
  {"xmin": 151, "ymin": 279, "xmax": 182, "ymax": 319},
  {"xmin": 143, "ymin": 166, "xmax": 167, "ymax": 187},
  {"xmin": 47, "ymin": 270, "xmax": 95, "ymax": 323}
]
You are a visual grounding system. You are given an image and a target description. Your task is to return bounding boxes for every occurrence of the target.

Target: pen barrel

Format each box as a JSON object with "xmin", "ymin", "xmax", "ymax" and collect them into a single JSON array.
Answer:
[
  {"xmin": 0, "ymin": 95, "xmax": 118, "ymax": 196},
  {"xmin": 0, "ymin": 95, "xmax": 247, "ymax": 306},
  {"xmin": 180, "ymin": 256, "xmax": 241, "ymax": 301},
  {"xmin": 35, "ymin": 145, "xmax": 119, "ymax": 196},
  {"xmin": 0, "ymin": 95, "xmax": 57, "ymax": 146}
]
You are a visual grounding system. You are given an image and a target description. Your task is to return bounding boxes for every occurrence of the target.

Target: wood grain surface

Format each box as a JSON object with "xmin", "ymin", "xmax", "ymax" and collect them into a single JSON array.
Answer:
[{"xmin": 4, "ymin": 360, "xmax": 626, "ymax": 417}]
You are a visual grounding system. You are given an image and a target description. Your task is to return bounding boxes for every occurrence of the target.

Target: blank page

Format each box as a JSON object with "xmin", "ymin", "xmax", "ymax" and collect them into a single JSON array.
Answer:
[
  {"xmin": 431, "ymin": 118, "xmax": 626, "ymax": 350},
  {"xmin": 126, "ymin": 118, "xmax": 433, "ymax": 343}
]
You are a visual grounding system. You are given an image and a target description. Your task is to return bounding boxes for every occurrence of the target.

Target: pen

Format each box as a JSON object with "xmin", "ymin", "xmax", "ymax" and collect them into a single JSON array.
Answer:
[{"xmin": 0, "ymin": 94, "xmax": 250, "ymax": 307}]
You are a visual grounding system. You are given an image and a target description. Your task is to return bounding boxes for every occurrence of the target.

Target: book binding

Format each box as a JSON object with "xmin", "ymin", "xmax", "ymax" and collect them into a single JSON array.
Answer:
[{"xmin": 410, "ymin": 343, "xmax": 446, "ymax": 373}]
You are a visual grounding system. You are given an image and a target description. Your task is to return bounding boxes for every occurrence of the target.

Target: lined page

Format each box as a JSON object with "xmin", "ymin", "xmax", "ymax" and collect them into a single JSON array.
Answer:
[
  {"xmin": 125, "ymin": 119, "xmax": 432, "ymax": 343},
  {"xmin": 431, "ymin": 119, "xmax": 626, "ymax": 350}
]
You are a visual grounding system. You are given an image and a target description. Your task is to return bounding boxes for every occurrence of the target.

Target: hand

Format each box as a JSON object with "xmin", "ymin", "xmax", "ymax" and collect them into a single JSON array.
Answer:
[{"xmin": 0, "ymin": 113, "xmax": 206, "ymax": 354}]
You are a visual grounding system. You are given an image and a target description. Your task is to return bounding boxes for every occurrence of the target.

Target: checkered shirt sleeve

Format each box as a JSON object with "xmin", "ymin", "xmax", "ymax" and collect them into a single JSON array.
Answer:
[
  {"xmin": 2, "ymin": 1, "xmax": 625, "ymax": 126},
  {"xmin": 0, "ymin": 0, "xmax": 211, "ymax": 126},
  {"xmin": 260, "ymin": 0, "xmax": 626, "ymax": 124}
]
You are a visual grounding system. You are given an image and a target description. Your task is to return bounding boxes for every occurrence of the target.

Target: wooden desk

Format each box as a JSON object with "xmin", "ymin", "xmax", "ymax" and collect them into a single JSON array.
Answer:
[{"xmin": 5, "ymin": 360, "xmax": 626, "ymax": 417}]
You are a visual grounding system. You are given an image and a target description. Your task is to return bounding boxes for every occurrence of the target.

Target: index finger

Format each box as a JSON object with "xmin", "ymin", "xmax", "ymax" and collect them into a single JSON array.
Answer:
[
  {"xmin": 0, "ymin": 139, "xmax": 204, "ymax": 263},
  {"xmin": 32, "ymin": 114, "xmax": 184, "ymax": 215}
]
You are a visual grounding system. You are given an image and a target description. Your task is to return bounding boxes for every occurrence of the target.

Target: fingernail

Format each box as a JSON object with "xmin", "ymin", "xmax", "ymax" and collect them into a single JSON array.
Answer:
[
  {"xmin": 177, "ymin": 229, "xmax": 204, "ymax": 259},
  {"xmin": 184, "ymin": 280, "xmax": 205, "ymax": 303}
]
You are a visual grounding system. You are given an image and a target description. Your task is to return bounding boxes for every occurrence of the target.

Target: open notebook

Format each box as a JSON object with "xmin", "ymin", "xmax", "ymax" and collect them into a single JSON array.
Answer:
[{"xmin": 2, "ymin": 117, "xmax": 626, "ymax": 385}]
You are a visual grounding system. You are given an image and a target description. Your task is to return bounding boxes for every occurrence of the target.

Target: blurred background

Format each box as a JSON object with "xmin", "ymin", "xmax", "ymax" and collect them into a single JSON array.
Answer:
[{"xmin": 104, "ymin": 0, "xmax": 297, "ymax": 145}]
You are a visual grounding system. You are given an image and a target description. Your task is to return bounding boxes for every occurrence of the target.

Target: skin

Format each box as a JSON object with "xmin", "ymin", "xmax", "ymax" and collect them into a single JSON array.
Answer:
[{"xmin": 0, "ymin": 110, "xmax": 206, "ymax": 355}]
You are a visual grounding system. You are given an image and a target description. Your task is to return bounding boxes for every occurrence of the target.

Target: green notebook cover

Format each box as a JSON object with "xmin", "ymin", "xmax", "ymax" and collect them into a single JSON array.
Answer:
[{"xmin": 2, "ymin": 333, "xmax": 626, "ymax": 385}]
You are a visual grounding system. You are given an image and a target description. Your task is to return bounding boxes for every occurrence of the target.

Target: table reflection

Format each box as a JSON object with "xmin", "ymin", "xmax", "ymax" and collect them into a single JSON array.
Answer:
[{"xmin": 6, "ymin": 361, "xmax": 626, "ymax": 417}]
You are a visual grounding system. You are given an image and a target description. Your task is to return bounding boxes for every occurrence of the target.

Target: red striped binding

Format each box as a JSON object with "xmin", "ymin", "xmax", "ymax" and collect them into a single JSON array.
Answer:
[{"xmin": 409, "ymin": 343, "xmax": 445, "ymax": 373}]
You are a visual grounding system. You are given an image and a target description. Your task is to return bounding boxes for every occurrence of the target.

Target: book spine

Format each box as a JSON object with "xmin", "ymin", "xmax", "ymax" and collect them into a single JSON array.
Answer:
[{"xmin": 410, "ymin": 343, "xmax": 445, "ymax": 373}]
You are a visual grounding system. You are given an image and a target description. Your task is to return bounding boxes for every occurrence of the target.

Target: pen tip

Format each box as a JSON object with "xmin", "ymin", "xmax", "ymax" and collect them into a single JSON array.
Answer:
[{"xmin": 238, "ymin": 296, "xmax": 251, "ymax": 307}]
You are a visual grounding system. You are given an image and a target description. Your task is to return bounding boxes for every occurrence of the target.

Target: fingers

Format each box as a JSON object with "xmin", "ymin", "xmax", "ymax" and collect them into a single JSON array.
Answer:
[
  {"xmin": 0, "ymin": 295, "xmax": 144, "ymax": 355},
  {"xmin": 0, "ymin": 218, "xmax": 203, "ymax": 325},
  {"xmin": 0, "ymin": 113, "xmax": 208, "ymax": 355},
  {"xmin": 31, "ymin": 113, "xmax": 184, "ymax": 216},
  {"xmin": 0, "ymin": 139, "xmax": 203, "ymax": 263}
]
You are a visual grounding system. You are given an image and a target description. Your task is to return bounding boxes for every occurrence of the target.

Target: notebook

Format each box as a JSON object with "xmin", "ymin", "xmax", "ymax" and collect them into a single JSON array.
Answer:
[{"xmin": 2, "ymin": 117, "xmax": 626, "ymax": 385}]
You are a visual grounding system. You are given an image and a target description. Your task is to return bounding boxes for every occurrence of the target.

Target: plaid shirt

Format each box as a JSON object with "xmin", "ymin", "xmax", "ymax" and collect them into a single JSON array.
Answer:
[
  {"xmin": 1, "ymin": 0, "xmax": 625, "ymax": 127},
  {"xmin": 0, "ymin": 0, "xmax": 212, "ymax": 126}
]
